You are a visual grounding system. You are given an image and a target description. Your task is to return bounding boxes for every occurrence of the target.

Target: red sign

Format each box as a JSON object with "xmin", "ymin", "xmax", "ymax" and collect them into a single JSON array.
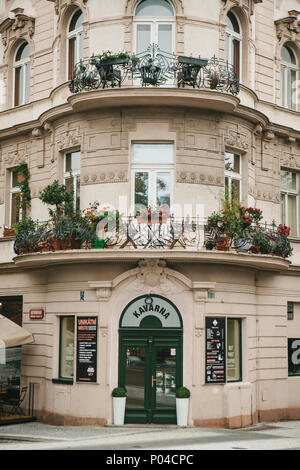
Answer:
[{"xmin": 29, "ymin": 309, "xmax": 45, "ymax": 320}]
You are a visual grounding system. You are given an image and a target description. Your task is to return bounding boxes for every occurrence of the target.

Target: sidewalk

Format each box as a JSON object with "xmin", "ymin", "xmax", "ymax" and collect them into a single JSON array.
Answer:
[{"xmin": 0, "ymin": 420, "xmax": 300, "ymax": 450}]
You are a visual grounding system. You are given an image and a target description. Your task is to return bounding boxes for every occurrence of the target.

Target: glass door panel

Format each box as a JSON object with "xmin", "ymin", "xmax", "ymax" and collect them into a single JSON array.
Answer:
[
  {"xmin": 134, "ymin": 171, "xmax": 149, "ymax": 208},
  {"xmin": 136, "ymin": 24, "xmax": 151, "ymax": 54},
  {"xmin": 158, "ymin": 24, "xmax": 173, "ymax": 53},
  {"xmin": 154, "ymin": 346, "xmax": 176, "ymax": 408},
  {"xmin": 156, "ymin": 172, "xmax": 171, "ymax": 207},
  {"xmin": 125, "ymin": 346, "xmax": 146, "ymax": 408}
]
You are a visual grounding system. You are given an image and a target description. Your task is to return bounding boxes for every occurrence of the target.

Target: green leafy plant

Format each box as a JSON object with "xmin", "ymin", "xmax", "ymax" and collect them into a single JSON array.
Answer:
[
  {"xmin": 176, "ymin": 386, "xmax": 190, "ymax": 399},
  {"xmin": 112, "ymin": 387, "xmax": 127, "ymax": 397},
  {"xmin": 205, "ymin": 239, "xmax": 215, "ymax": 250},
  {"xmin": 39, "ymin": 180, "xmax": 74, "ymax": 220}
]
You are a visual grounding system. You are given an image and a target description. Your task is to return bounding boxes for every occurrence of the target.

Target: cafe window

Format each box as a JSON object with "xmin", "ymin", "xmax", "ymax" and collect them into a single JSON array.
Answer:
[
  {"xmin": 225, "ymin": 151, "xmax": 241, "ymax": 201},
  {"xmin": 131, "ymin": 143, "xmax": 173, "ymax": 214},
  {"xmin": 59, "ymin": 316, "xmax": 75, "ymax": 380},
  {"xmin": 67, "ymin": 9, "xmax": 83, "ymax": 80},
  {"xmin": 280, "ymin": 170, "xmax": 298, "ymax": 237},
  {"xmin": 134, "ymin": 0, "xmax": 175, "ymax": 55},
  {"xmin": 64, "ymin": 151, "xmax": 81, "ymax": 211},
  {"xmin": 226, "ymin": 318, "xmax": 242, "ymax": 382}
]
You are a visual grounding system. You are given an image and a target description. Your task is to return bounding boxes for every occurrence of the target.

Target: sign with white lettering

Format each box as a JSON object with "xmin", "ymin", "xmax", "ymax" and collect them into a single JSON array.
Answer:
[
  {"xmin": 76, "ymin": 316, "xmax": 97, "ymax": 382},
  {"xmin": 288, "ymin": 338, "xmax": 300, "ymax": 376},
  {"xmin": 120, "ymin": 295, "xmax": 181, "ymax": 328},
  {"xmin": 29, "ymin": 309, "xmax": 45, "ymax": 320},
  {"xmin": 205, "ymin": 317, "xmax": 226, "ymax": 384}
]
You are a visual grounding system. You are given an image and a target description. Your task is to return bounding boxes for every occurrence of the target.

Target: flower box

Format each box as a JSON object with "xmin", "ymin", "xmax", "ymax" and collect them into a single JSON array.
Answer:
[
  {"xmin": 178, "ymin": 56, "xmax": 208, "ymax": 67},
  {"xmin": 3, "ymin": 227, "xmax": 16, "ymax": 237}
]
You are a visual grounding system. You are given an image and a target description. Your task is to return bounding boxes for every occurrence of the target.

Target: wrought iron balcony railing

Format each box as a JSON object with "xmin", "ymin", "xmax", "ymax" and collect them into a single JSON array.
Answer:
[
  {"xmin": 69, "ymin": 44, "xmax": 240, "ymax": 96},
  {"xmin": 13, "ymin": 215, "xmax": 292, "ymax": 259}
]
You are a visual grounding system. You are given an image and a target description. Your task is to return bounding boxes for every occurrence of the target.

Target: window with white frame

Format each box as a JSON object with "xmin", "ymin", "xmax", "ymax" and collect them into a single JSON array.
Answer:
[
  {"xmin": 10, "ymin": 167, "xmax": 26, "ymax": 226},
  {"xmin": 132, "ymin": 143, "xmax": 173, "ymax": 214},
  {"xmin": 134, "ymin": 0, "xmax": 175, "ymax": 55},
  {"xmin": 281, "ymin": 169, "xmax": 298, "ymax": 237},
  {"xmin": 13, "ymin": 42, "xmax": 30, "ymax": 107},
  {"xmin": 225, "ymin": 151, "xmax": 241, "ymax": 201},
  {"xmin": 59, "ymin": 316, "xmax": 75, "ymax": 381},
  {"xmin": 281, "ymin": 44, "xmax": 297, "ymax": 111},
  {"xmin": 67, "ymin": 9, "xmax": 83, "ymax": 81},
  {"xmin": 64, "ymin": 151, "xmax": 81, "ymax": 211},
  {"xmin": 226, "ymin": 11, "xmax": 242, "ymax": 81}
]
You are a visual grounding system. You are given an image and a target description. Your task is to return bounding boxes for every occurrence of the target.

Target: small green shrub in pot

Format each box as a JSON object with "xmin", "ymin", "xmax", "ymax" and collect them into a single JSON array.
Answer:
[
  {"xmin": 176, "ymin": 386, "xmax": 190, "ymax": 399},
  {"xmin": 112, "ymin": 387, "xmax": 127, "ymax": 397}
]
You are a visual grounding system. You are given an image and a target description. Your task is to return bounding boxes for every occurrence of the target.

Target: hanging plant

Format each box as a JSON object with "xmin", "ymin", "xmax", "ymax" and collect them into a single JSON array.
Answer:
[{"xmin": 14, "ymin": 162, "xmax": 31, "ymax": 219}]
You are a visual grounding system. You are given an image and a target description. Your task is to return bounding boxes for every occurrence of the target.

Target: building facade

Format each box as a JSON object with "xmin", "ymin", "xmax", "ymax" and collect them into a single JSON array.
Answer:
[{"xmin": 0, "ymin": 0, "xmax": 300, "ymax": 427}]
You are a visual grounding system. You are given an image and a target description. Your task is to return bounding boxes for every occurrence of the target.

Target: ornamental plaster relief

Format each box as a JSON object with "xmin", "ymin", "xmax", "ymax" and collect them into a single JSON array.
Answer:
[
  {"xmin": 176, "ymin": 170, "xmax": 223, "ymax": 187},
  {"xmin": 47, "ymin": 0, "xmax": 88, "ymax": 17}
]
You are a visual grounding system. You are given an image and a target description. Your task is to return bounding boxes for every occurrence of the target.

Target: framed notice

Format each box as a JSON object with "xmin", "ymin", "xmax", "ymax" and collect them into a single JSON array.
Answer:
[
  {"xmin": 288, "ymin": 338, "xmax": 300, "ymax": 376},
  {"xmin": 205, "ymin": 317, "xmax": 226, "ymax": 384},
  {"xmin": 76, "ymin": 316, "xmax": 98, "ymax": 383}
]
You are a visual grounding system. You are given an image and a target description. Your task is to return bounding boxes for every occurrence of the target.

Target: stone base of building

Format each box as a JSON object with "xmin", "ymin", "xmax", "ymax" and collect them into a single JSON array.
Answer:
[{"xmin": 37, "ymin": 410, "xmax": 107, "ymax": 427}]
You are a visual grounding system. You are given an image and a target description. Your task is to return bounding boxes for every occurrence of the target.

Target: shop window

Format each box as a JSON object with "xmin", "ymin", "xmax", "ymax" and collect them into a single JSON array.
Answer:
[
  {"xmin": 226, "ymin": 318, "xmax": 242, "ymax": 382},
  {"xmin": 281, "ymin": 44, "xmax": 297, "ymax": 111},
  {"xmin": 59, "ymin": 316, "xmax": 75, "ymax": 381},
  {"xmin": 64, "ymin": 151, "xmax": 81, "ymax": 211},
  {"xmin": 134, "ymin": 0, "xmax": 175, "ymax": 55},
  {"xmin": 13, "ymin": 42, "xmax": 30, "ymax": 107},
  {"xmin": 225, "ymin": 151, "xmax": 241, "ymax": 201},
  {"xmin": 226, "ymin": 11, "xmax": 242, "ymax": 81},
  {"xmin": 67, "ymin": 9, "xmax": 83, "ymax": 80},
  {"xmin": 287, "ymin": 301, "xmax": 294, "ymax": 321},
  {"xmin": 131, "ymin": 143, "xmax": 173, "ymax": 214},
  {"xmin": 280, "ymin": 170, "xmax": 298, "ymax": 237},
  {"xmin": 288, "ymin": 338, "xmax": 300, "ymax": 376}
]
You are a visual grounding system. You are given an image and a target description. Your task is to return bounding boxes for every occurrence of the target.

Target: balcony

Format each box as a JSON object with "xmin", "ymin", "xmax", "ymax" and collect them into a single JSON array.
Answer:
[
  {"xmin": 11, "ymin": 212, "xmax": 292, "ymax": 272},
  {"xmin": 67, "ymin": 46, "xmax": 240, "ymax": 113}
]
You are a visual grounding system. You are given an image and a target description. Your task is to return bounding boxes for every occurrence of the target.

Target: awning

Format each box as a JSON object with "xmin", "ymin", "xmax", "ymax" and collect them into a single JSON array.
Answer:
[{"xmin": 0, "ymin": 314, "xmax": 34, "ymax": 348}]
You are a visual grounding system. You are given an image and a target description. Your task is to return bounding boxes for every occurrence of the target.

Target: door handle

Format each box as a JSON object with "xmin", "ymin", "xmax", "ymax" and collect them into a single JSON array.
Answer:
[{"xmin": 152, "ymin": 376, "xmax": 158, "ymax": 387}]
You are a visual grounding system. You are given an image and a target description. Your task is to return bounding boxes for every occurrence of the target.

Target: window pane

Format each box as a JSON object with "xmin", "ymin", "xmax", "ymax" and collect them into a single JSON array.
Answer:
[
  {"xmin": 227, "ymin": 319, "xmax": 241, "ymax": 382},
  {"xmin": 281, "ymin": 65, "xmax": 286, "ymax": 107},
  {"xmin": 288, "ymin": 195, "xmax": 297, "ymax": 236},
  {"xmin": 133, "ymin": 144, "xmax": 173, "ymax": 164},
  {"xmin": 225, "ymin": 152, "xmax": 240, "ymax": 174},
  {"xmin": 11, "ymin": 193, "xmax": 19, "ymax": 225},
  {"xmin": 69, "ymin": 10, "xmax": 83, "ymax": 32},
  {"xmin": 24, "ymin": 62, "xmax": 30, "ymax": 104},
  {"xmin": 156, "ymin": 172, "xmax": 171, "ymax": 207},
  {"xmin": 231, "ymin": 178, "xmax": 240, "ymax": 200},
  {"xmin": 136, "ymin": 24, "xmax": 151, "ymax": 54},
  {"xmin": 17, "ymin": 66, "xmax": 24, "ymax": 106},
  {"xmin": 16, "ymin": 42, "xmax": 29, "ymax": 61},
  {"xmin": 66, "ymin": 152, "xmax": 81, "ymax": 172},
  {"xmin": 281, "ymin": 45, "xmax": 296, "ymax": 65},
  {"xmin": 281, "ymin": 170, "xmax": 297, "ymax": 191},
  {"xmin": 125, "ymin": 346, "xmax": 146, "ymax": 408},
  {"xmin": 281, "ymin": 193, "xmax": 286, "ymax": 225},
  {"xmin": 158, "ymin": 24, "xmax": 172, "ymax": 53},
  {"xmin": 135, "ymin": 0, "xmax": 174, "ymax": 17},
  {"xmin": 76, "ymin": 176, "xmax": 80, "ymax": 211},
  {"xmin": 60, "ymin": 317, "xmax": 75, "ymax": 379},
  {"xmin": 135, "ymin": 172, "xmax": 149, "ymax": 208},
  {"xmin": 226, "ymin": 11, "xmax": 240, "ymax": 34}
]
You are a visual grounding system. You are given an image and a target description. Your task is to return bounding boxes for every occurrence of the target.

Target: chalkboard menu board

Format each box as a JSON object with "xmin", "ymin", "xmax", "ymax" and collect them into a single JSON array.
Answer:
[
  {"xmin": 205, "ymin": 317, "xmax": 226, "ymax": 384},
  {"xmin": 76, "ymin": 316, "xmax": 97, "ymax": 383}
]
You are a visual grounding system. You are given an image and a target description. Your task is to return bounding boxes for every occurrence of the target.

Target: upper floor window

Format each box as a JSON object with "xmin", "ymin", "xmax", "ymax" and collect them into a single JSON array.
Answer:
[
  {"xmin": 281, "ymin": 169, "xmax": 298, "ymax": 237},
  {"xmin": 131, "ymin": 143, "xmax": 173, "ymax": 214},
  {"xmin": 13, "ymin": 42, "xmax": 30, "ymax": 107},
  {"xmin": 281, "ymin": 45, "xmax": 297, "ymax": 111},
  {"xmin": 225, "ymin": 151, "xmax": 241, "ymax": 201},
  {"xmin": 226, "ymin": 11, "xmax": 242, "ymax": 81},
  {"xmin": 10, "ymin": 167, "xmax": 24, "ymax": 225},
  {"xmin": 67, "ymin": 9, "xmax": 83, "ymax": 80},
  {"xmin": 134, "ymin": 0, "xmax": 175, "ymax": 55},
  {"xmin": 64, "ymin": 151, "xmax": 81, "ymax": 212}
]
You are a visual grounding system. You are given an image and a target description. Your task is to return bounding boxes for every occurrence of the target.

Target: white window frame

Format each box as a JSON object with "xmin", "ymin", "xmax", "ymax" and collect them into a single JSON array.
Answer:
[
  {"xmin": 225, "ymin": 12, "xmax": 242, "ymax": 81},
  {"xmin": 281, "ymin": 170, "xmax": 299, "ymax": 237},
  {"xmin": 225, "ymin": 151, "xmax": 242, "ymax": 201},
  {"xmin": 9, "ymin": 170, "xmax": 21, "ymax": 226},
  {"xmin": 13, "ymin": 42, "xmax": 30, "ymax": 107},
  {"xmin": 280, "ymin": 46, "xmax": 298, "ymax": 111},
  {"xmin": 63, "ymin": 151, "xmax": 81, "ymax": 211},
  {"xmin": 131, "ymin": 143, "xmax": 174, "ymax": 213},
  {"xmin": 134, "ymin": 19, "xmax": 176, "ymax": 54},
  {"xmin": 66, "ymin": 9, "xmax": 83, "ymax": 81}
]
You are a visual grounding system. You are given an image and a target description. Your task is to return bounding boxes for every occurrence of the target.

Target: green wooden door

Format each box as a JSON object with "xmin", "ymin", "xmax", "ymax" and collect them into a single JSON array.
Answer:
[{"xmin": 119, "ymin": 332, "xmax": 182, "ymax": 424}]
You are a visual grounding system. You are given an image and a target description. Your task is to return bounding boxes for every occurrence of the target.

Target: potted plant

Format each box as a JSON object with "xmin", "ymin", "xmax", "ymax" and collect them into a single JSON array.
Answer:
[
  {"xmin": 205, "ymin": 238, "xmax": 215, "ymax": 250},
  {"xmin": 176, "ymin": 386, "xmax": 190, "ymax": 427},
  {"xmin": 51, "ymin": 216, "xmax": 82, "ymax": 250},
  {"xmin": 112, "ymin": 386, "xmax": 127, "ymax": 425},
  {"xmin": 251, "ymin": 228, "xmax": 271, "ymax": 255}
]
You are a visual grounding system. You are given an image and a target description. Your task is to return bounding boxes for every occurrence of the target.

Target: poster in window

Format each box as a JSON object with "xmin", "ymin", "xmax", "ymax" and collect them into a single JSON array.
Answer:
[
  {"xmin": 205, "ymin": 317, "xmax": 226, "ymax": 384},
  {"xmin": 76, "ymin": 316, "xmax": 97, "ymax": 383},
  {"xmin": 288, "ymin": 338, "xmax": 300, "ymax": 376}
]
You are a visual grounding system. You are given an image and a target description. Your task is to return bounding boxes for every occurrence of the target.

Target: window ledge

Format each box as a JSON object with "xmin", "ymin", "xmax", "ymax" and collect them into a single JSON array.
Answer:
[
  {"xmin": 289, "ymin": 237, "xmax": 300, "ymax": 244},
  {"xmin": 52, "ymin": 378, "xmax": 73, "ymax": 385}
]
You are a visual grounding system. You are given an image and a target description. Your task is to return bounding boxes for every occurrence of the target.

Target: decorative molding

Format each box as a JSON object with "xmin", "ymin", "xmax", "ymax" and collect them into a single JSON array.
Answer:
[
  {"xmin": 0, "ymin": 8, "xmax": 35, "ymax": 53},
  {"xmin": 125, "ymin": 0, "xmax": 184, "ymax": 16},
  {"xmin": 224, "ymin": 128, "xmax": 251, "ymax": 151},
  {"xmin": 275, "ymin": 13, "xmax": 300, "ymax": 44},
  {"xmin": 81, "ymin": 170, "xmax": 128, "ymax": 185},
  {"xmin": 221, "ymin": 0, "xmax": 263, "ymax": 17},
  {"xmin": 47, "ymin": 0, "xmax": 88, "ymax": 16},
  {"xmin": 176, "ymin": 171, "xmax": 223, "ymax": 186}
]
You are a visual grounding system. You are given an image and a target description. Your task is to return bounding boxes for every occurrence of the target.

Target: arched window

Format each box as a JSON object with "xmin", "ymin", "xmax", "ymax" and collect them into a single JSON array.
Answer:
[
  {"xmin": 67, "ymin": 9, "xmax": 83, "ymax": 80},
  {"xmin": 226, "ymin": 11, "xmax": 242, "ymax": 81},
  {"xmin": 13, "ymin": 42, "xmax": 30, "ymax": 107},
  {"xmin": 134, "ymin": 0, "xmax": 175, "ymax": 55},
  {"xmin": 281, "ymin": 44, "xmax": 297, "ymax": 111}
]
